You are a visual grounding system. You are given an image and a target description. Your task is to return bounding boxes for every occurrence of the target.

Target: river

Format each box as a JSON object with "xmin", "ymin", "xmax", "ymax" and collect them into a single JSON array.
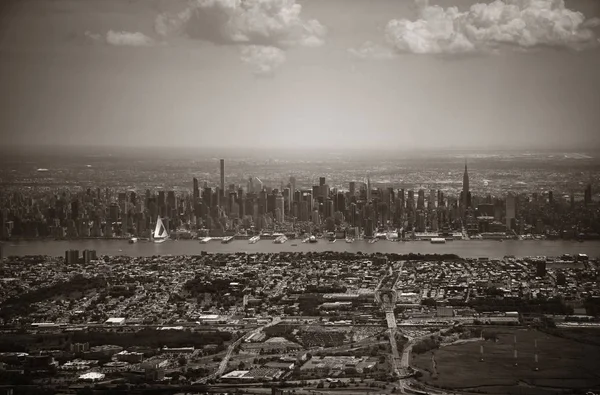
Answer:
[{"xmin": 1, "ymin": 239, "xmax": 599, "ymax": 259}]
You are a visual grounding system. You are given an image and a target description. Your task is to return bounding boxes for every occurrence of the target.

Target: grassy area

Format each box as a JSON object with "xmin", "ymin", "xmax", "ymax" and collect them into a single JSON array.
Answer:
[
  {"xmin": 543, "ymin": 327, "xmax": 600, "ymax": 347},
  {"xmin": 412, "ymin": 328, "xmax": 600, "ymax": 395}
]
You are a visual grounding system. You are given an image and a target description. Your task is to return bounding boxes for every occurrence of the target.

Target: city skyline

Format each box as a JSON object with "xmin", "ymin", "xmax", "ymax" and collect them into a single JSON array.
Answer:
[
  {"xmin": 1, "ymin": 1, "xmax": 600, "ymax": 391},
  {"xmin": 1, "ymin": 153, "xmax": 596, "ymax": 243},
  {"xmin": 1, "ymin": 0, "xmax": 600, "ymax": 150}
]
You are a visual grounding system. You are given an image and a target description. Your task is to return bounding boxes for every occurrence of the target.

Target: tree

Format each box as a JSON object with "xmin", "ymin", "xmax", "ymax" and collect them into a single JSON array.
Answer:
[
  {"xmin": 178, "ymin": 356, "xmax": 187, "ymax": 366},
  {"xmin": 421, "ymin": 298, "xmax": 436, "ymax": 307},
  {"xmin": 76, "ymin": 387, "xmax": 93, "ymax": 395},
  {"xmin": 317, "ymin": 381, "xmax": 324, "ymax": 388}
]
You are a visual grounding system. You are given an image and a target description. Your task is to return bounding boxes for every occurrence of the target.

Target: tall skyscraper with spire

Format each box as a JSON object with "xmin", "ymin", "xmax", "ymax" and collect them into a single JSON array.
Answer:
[
  {"xmin": 462, "ymin": 160, "xmax": 470, "ymax": 214},
  {"xmin": 290, "ymin": 176, "xmax": 296, "ymax": 202},
  {"xmin": 219, "ymin": 159, "xmax": 225, "ymax": 208},
  {"xmin": 219, "ymin": 159, "xmax": 225, "ymax": 193}
]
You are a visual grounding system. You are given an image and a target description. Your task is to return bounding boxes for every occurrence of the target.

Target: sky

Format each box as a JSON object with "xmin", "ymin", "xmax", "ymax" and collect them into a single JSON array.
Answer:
[{"xmin": 0, "ymin": 0, "xmax": 599, "ymax": 151}]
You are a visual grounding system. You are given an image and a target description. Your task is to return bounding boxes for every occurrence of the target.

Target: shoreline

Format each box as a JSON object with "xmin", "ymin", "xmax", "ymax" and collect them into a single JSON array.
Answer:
[
  {"xmin": 2, "ymin": 239, "xmax": 597, "ymax": 260},
  {"xmin": 2, "ymin": 237, "xmax": 595, "ymax": 243}
]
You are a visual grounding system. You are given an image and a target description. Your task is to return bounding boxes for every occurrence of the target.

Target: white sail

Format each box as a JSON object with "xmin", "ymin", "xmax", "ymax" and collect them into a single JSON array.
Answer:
[
  {"xmin": 153, "ymin": 218, "xmax": 162, "ymax": 238},
  {"xmin": 153, "ymin": 217, "xmax": 169, "ymax": 242}
]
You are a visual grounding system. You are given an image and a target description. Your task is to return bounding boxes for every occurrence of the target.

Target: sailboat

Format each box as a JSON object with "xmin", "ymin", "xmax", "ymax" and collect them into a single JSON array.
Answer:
[{"xmin": 153, "ymin": 216, "xmax": 169, "ymax": 244}]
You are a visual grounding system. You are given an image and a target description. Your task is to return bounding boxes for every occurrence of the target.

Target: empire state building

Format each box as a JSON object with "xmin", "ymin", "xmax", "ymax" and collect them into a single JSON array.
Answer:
[{"xmin": 462, "ymin": 161, "xmax": 470, "ymax": 214}]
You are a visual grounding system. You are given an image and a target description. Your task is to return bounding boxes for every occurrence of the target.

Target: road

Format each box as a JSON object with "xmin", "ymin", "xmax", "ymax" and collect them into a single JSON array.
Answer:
[
  {"xmin": 200, "ymin": 316, "xmax": 282, "ymax": 383},
  {"xmin": 375, "ymin": 261, "xmax": 411, "ymax": 393},
  {"xmin": 396, "ymin": 328, "xmax": 456, "ymax": 395},
  {"xmin": 374, "ymin": 261, "xmax": 452, "ymax": 395}
]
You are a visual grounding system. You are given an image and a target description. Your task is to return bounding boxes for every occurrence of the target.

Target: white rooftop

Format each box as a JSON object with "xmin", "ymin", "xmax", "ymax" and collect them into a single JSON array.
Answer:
[
  {"xmin": 197, "ymin": 314, "xmax": 220, "ymax": 320},
  {"xmin": 105, "ymin": 317, "xmax": 125, "ymax": 324},
  {"xmin": 222, "ymin": 370, "xmax": 249, "ymax": 379},
  {"xmin": 79, "ymin": 372, "xmax": 105, "ymax": 381}
]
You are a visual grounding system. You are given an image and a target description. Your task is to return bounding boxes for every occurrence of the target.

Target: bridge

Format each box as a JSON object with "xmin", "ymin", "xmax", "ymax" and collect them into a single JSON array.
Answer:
[
  {"xmin": 375, "ymin": 262, "xmax": 447, "ymax": 394},
  {"xmin": 376, "ymin": 288, "xmax": 398, "ymax": 309}
]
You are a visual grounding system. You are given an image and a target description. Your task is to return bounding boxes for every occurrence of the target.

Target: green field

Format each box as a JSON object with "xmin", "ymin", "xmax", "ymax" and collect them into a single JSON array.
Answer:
[{"xmin": 412, "ymin": 328, "xmax": 600, "ymax": 395}]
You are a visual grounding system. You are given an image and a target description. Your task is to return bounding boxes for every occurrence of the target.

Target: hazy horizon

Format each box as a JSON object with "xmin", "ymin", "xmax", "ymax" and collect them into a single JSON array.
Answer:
[
  {"xmin": 5, "ymin": 142, "xmax": 600, "ymax": 152},
  {"xmin": 1, "ymin": 0, "xmax": 599, "ymax": 150},
  {"xmin": 2, "ymin": 144, "xmax": 600, "ymax": 164}
]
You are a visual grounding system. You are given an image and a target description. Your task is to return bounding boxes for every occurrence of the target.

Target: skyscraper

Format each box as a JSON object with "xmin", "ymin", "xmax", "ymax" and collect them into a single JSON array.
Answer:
[
  {"xmin": 462, "ymin": 161, "xmax": 470, "ymax": 214},
  {"xmin": 584, "ymin": 184, "xmax": 592, "ymax": 206},
  {"xmin": 335, "ymin": 192, "xmax": 346, "ymax": 215},
  {"xmin": 312, "ymin": 186, "xmax": 320, "ymax": 202},
  {"xmin": 275, "ymin": 192, "xmax": 285, "ymax": 222},
  {"xmin": 202, "ymin": 187, "xmax": 212, "ymax": 211},
  {"xmin": 321, "ymin": 184, "xmax": 329, "ymax": 200},
  {"xmin": 284, "ymin": 187, "xmax": 291, "ymax": 214},
  {"xmin": 325, "ymin": 199, "xmax": 334, "ymax": 219},
  {"xmin": 417, "ymin": 189, "xmax": 425, "ymax": 210},
  {"xmin": 167, "ymin": 191, "xmax": 176, "ymax": 215},
  {"xmin": 506, "ymin": 193, "xmax": 516, "ymax": 230},
  {"xmin": 193, "ymin": 178, "xmax": 199, "ymax": 202},
  {"xmin": 157, "ymin": 190, "xmax": 166, "ymax": 213},
  {"xmin": 71, "ymin": 200, "xmax": 79, "ymax": 220},
  {"xmin": 290, "ymin": 176, "xmax": 296, "ymax": 202},
  {"xmin": 220, "ymin": 159, "xmax": 225, "ymax": 201}
]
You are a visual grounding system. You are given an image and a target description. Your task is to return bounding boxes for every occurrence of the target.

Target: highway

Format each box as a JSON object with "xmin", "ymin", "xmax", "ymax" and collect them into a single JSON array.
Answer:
[
  {"xmin": 199, "ymin": 316, "xmax": 282, "ymax": 383},
  {"xmin": 374, "ymin": 261, "xmax": 453, "ymax": 395},
  {"xmin": 375, "ymin": 261, "xmax": 409, "ymax": 392},
  {"xmin": 396, "ymin": 327, "xmax": 455, "ymax": 395}
]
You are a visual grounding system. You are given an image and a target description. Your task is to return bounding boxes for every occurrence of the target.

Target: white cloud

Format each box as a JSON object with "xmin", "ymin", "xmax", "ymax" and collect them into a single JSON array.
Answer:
[
  {"xmin": 384, "ymin": 0, "xmax": 599, "ymax": 54},
  {"xmin": 106, "ymin": 30, "xmax": 154, "ymax": 47},
  {"xmin": 84, "ymin": 31, "xmax": 103, "ymax": 43},
  {"xmin": 582, "ymin": 17, "xmax": 600, "ymax": 29},
  {"xmin": 155, "ymin": 0, "xmax": 326, "ymax": 48},
  {"xmin": 348, "ymin": 41, "xmax": 397, "ymax": 59},
  {"xmin": 154, "ymin": 8, "xmax": 193, "ymax": 38},
  {"xmin": 154, "ymin": 0, "xmax": 324, "ymax": 74},
  {"xmin": 240, "ymin": 45, "xmax": 286, "ymax": 76}
]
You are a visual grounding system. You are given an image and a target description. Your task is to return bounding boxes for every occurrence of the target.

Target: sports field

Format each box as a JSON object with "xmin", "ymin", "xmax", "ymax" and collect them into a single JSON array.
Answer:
[{"xmin": 412, "ymin": 328, "xmax": 600, "ymax": 395}]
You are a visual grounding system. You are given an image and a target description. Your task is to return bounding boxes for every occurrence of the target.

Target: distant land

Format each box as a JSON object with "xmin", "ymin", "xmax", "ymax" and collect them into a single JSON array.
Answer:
[{"xmin": 1, "ymin": 144, "xmax": 599, "ymax": 162}]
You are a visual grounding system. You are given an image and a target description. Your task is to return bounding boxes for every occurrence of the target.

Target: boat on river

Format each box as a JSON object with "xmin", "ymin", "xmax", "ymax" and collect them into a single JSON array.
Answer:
[
  {"xmin": 152, "ymin": 217, "xmax": 169, "ymax": 244},
  {"xmin": 274, "ymin": 235, "xmax": 288, "ymax": 244}
]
